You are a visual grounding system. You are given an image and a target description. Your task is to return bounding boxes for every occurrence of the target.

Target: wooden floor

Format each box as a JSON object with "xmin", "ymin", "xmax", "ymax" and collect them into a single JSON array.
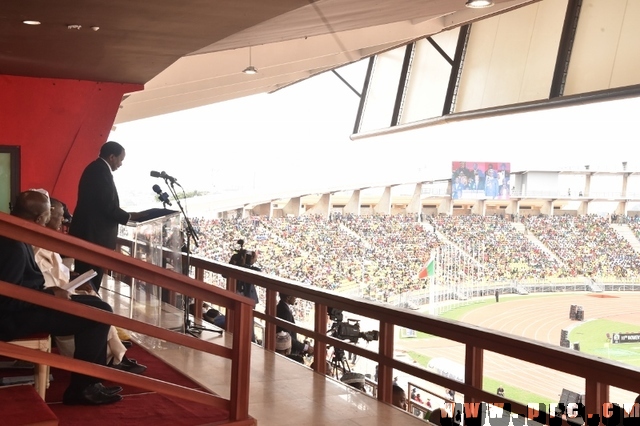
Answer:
[{"xmin": 101, "ymin": 279, "xmax": 426, "ymax": 426}]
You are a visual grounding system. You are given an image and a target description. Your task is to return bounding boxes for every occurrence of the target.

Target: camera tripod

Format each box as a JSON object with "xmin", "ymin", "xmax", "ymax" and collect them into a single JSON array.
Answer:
[{"xmin": 328, "ymin": 346, "xmax": 352, "ymax": 380}]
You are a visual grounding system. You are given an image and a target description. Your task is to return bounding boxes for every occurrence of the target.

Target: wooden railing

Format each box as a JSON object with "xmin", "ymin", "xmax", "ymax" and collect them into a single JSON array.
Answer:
[
  {"xmin": 124, "ymin": 237, "xmax": 640, "ymax": 421},
  {"xmin": 0, "ymin": 213, "xmax": 255, "ymax": 426}
]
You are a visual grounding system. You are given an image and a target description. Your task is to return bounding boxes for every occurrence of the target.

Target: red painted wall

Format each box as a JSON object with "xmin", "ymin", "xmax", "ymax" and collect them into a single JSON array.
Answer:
[{"xmin": 0, "ymin": 75, "xmax": 141, "ymax": 210}]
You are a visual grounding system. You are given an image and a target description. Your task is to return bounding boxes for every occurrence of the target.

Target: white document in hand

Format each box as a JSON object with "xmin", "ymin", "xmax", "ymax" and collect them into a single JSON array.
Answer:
[{"xmin": 62, "ymin": 269, "xmax": 97, "ymax": 292}]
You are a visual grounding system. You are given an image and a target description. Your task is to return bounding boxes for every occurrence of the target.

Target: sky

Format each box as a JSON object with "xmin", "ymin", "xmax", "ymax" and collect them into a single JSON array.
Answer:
[{"xmin": 109, "ymin": 60, "xmax": 640, "ymax": 211}]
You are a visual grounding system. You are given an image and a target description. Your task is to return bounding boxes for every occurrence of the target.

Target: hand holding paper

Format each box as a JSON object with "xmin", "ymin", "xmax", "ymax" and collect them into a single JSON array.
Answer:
[{"xmin": 62, "ymin": 269, "xmax": 97, "ymax": 292}]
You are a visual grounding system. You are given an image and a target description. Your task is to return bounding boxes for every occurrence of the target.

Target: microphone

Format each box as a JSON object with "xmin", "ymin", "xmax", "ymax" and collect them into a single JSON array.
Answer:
[
  {"xmin": 150, "ymin": 170, "xmax": 178, "ymax": 184},
  {"xmin": 152, "ymin": 184, "xmax": 172, "ymax": 206}
]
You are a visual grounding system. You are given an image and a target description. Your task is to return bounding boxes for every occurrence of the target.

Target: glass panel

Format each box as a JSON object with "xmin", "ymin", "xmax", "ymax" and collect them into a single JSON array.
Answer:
[
  {"xmin": 119, "ymin": 209, "xmax": 185, "ymax": 339},
  {"xmin": 402, "ymin": 29, "xmax": 460, "ymax": 124},
  {"xmin": 358, "ymin": 46, "xmax": 406, "ymax": 133}
]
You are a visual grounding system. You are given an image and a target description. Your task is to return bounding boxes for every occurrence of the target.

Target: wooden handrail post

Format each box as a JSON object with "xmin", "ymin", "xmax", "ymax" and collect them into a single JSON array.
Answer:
[
  {"xmin": 377, "ymin": 321, "xmax": 395, "ymax": 405},
  {"xmin": 194, "ymin": 266, "xmax": 205, "ymax": 320},
  {"xmin": 229, "ymin": 301, "xmax": 253, "ymax": 421},
  {"xmin": 313, "ymin": 302, "xmax": 327, "ymax": 375},
  {"xmin": 585, "ymin": 379, "xmax": 608, "ymax": 426},
  {"xmin": 264, "ymin": 288, "xmax": 277, "ymax": 351},
  {"xmin": 226, "ymin": 276, "xmax": 237, "ymax": 333},
  {"xmin": 465, "ymin": 344, "xmax": 483, "ymax": 403}
]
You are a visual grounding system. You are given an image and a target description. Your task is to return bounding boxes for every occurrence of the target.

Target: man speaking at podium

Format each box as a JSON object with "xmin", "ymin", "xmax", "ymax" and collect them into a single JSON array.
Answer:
[{"xmin": 69, "ymin": 141, "xmax": 141, "ymax": 292}]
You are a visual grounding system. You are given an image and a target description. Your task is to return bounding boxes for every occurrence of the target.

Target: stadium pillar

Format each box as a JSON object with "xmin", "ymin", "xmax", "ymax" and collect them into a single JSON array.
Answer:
[
  {"xmin": 615, "ymin": 201, "xmax": 627, "ymax": 216},
  {"xmin": 541, "ymin": 200, "xmax": 554, "ymax": 216},
  {"xmin": 577, "ymin": 201, "xmax": 589, "ymax": 215},
  {"xmin": 305, "ymin": 193, "xmax": 331, "ymax": 218},
  {"xmin": 438, "ymin": 197, "xmax": 453, "ymax": 215},
  {"xmin": 252, "ymin": 202, "xmax": 272, "ymax": 217},
  {"xmin": 283, "ymin": 197, "xmax": 302, "ymax": 216},
  {"xmin": 584, "ymin": 173, "xmax": 592, "ymax": 196},
  {"xmin": 405, "ymin": 183, "xmax": 422, "ymax": 214},
  {"xmin": 344, "ymin": 190, "xmax": 361, "ymax": 215},
  {"xmin": 471, "ymin": 200, "xmax": 485, "ymax": 215},
  {"xmin": 374, "ymin": 186, "xmax": 392, "ymax": 215},
  {"xmin": 505, "ymin": 198, "xmax": 519, "ymax": 216}
]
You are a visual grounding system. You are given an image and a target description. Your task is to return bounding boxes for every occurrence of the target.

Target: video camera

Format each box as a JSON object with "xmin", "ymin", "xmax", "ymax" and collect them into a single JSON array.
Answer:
[
  {"xmin": 231, "ymin": 239, "xmax": 255, "ymax": 267},
  {"xmin": 328, "ymin": 307, "xmax": 379, "ymax": 344}
]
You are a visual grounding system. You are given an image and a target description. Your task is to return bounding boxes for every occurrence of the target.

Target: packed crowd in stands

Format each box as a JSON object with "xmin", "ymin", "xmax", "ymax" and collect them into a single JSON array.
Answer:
[
  {"xmin": 185, "ymin": 213, "xmax": 640, "ymax": 319},
  {"xmin": 524, "ymin": 214, "xmax": 640, "ymax": 278},
  {"xmin": 431, "ymin": 215, "xmax": 569, "ymax": 281}
]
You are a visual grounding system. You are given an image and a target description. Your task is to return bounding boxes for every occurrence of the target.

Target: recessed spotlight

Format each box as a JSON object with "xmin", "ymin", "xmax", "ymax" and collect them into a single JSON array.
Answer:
[
  {"xmin": 465, "ymin": 0, "xmax": 494, "ymax": 8},
  {"xmin": 22, "ymin": 20, "xmax": 41, "ymax": 25}
]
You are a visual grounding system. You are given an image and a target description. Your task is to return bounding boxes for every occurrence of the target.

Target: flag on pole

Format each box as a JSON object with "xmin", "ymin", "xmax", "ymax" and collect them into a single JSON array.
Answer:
[{"xmin": 418, "ymin": 257, "xmax": 435, "ymax": 279}]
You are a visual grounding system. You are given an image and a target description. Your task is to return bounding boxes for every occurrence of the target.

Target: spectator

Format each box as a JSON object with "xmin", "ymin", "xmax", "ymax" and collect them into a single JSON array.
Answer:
[
  {"xmin": 276, "ymin": 293, "xmax": 314, "ymax": 357},
  {"xmin": 392, "ymin": 384, "xmax": 407, "ymax": 411},
  {"xmin": 340, "ymin": 372, "xmax": 366, "ymax": 391}
]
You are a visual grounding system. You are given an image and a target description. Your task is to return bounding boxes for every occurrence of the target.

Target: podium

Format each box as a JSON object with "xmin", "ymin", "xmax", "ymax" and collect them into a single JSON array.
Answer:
[{"xmin": 118, "ymin": 208, "xmax": 184, "ymax": 333}]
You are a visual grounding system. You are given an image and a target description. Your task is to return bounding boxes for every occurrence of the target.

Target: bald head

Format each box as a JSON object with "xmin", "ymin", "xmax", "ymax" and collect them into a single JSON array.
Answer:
[{"xmin": 12, "ymin": 191, "xmax": 51, "ymax": 226}]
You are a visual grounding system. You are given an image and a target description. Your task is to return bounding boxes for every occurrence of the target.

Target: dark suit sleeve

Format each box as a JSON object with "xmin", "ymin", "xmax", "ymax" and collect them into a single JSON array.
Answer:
[
  {"xmin": 0, "ymin": 240, "xmax": 46, "ymax": 311},
  {"xmin": 90, "ymin": 164, "xmax": 130, "ymax": 225}
]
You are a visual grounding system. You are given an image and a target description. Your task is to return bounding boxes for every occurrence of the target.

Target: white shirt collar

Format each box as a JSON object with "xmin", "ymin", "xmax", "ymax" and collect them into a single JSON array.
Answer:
[{"xmin": 99, "ymin": 157, "xmax": 113, "ymax": 175}]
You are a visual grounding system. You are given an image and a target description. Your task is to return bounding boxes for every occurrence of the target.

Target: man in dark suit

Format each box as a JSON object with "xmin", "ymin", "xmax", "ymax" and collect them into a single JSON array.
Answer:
[
  {"xmin": 69, "ymin": 141, "xmax": 140, "ymax": 291},
  {"xmin": 276, "ymin": 293, "xmax": 314, "ymax": 357},
  {"xmin": 0, "ymin": 190, "xmax": 122, "ymax": 405}
]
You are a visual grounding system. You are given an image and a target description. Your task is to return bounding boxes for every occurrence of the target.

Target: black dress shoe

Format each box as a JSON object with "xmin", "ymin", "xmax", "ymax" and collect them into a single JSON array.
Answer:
[
  {"xmin": 94, "ymin": 382, "xmax": 123, "ymax": 396},
  {"xmin": 111, "ymin": 356, "xmax": 147, "ymax": 374},
  {"xmin": 63, "ymin": 383, "xmax": 123, "ymax": 405}
]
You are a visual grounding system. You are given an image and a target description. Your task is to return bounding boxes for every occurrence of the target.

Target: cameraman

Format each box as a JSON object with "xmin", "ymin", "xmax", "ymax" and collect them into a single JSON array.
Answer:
[
  {"xmin": 228, "ymin": 240, "xmax": 260, "ymax": 343},
  {"xmin": 276, "ymin": 293, "xmax": 314, "ymax": 357},
  {"xmin": 229, "ymin": 245, "xmax": 260, "ymax": 305}
]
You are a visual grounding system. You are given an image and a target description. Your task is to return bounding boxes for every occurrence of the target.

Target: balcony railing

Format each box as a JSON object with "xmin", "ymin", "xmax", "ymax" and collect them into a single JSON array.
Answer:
[
  {"xmin": 0, "ymin": 213, "xmax": 256, "ymax": 425},
  {"xmin": 115, "ymin": 236, "xmax": 640, "ymax": 421}
]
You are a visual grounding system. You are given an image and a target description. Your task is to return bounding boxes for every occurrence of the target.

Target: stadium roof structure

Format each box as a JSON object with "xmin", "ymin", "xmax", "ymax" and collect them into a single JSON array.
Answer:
[{"xmin": 2, "ymin": 0, "xmax": 538, "ymax": 124}]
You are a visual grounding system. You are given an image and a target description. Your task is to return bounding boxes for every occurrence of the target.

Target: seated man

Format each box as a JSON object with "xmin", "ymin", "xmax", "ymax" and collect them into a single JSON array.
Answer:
[
  {"xmin": 340, "ymin": 371, "xmax": 366, "ymax": 392},
  {"xmin": 276, "ymin": 292, "xmax": 314, "ymax": 357},
  {"xmin": 33, "ymin": 198, "xmax": 146, "ymax": 374},
  {"xmin": 0, "ymin": 190, "xmax": 121, "ymax": 405},
  {"xmin": 274, "ymin": 330, "xmax": 304, "ymax": 364}
]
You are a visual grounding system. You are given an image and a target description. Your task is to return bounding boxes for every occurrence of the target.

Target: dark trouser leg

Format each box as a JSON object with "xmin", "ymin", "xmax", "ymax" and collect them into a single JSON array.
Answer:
[
  {"xmin": 9, "ymin": 295, "xmax": 112, "ymax": 392},
  {"xmin": 74, "ymin": 259, "xmax": 104, "ymax": 292}
]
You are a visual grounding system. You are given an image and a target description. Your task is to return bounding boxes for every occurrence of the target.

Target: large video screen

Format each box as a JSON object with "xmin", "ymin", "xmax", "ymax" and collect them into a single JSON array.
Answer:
[{"xmin": 451, "ymin": 162, "xmax": 511, "ymax": 200}]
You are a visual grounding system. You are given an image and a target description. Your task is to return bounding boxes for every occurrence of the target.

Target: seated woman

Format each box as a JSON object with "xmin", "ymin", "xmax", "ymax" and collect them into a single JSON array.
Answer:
[{"xmin": 33, "ymin": 197, "xmax": 146, "ymax": 374}]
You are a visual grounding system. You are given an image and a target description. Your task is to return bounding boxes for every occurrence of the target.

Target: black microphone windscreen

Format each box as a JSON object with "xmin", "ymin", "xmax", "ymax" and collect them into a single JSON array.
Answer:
[
  {"xmin": 150, "ymin": 171, "xmax": 162, "ymax": 178},
  {"xmin": 152, "ymin": 184, "xmax": 162, "ymax": 194}
]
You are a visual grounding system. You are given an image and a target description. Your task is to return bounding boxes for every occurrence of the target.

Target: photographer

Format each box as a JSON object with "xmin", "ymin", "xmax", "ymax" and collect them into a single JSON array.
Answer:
[{"xmin": 276, "ymin": 293, "xmax": 314, "ymax": 357}]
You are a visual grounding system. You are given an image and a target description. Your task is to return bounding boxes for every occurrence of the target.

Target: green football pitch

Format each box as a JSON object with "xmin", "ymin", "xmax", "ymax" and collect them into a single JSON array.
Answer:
[{"xmin": 569, "ymin": 319, "xmax": 640, "ymax": 367}]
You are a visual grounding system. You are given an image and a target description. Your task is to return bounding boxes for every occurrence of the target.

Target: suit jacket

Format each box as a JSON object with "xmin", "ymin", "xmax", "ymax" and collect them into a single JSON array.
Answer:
[
  {"xmin": 69, "ymin": 158, "xmax": 130, "ymax": 250},
  {"xmin": 0, "ymin": 236, "xmax": 47, "ymax": 313}
]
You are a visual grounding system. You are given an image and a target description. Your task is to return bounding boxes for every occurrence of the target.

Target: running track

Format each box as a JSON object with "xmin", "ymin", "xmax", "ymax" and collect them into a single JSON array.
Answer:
[{"xmin": 397, "ymin": 293, "xmax": 640, "ymax": 404}]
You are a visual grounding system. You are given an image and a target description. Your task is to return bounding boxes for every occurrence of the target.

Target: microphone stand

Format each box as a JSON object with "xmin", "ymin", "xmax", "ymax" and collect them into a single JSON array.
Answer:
[{"xmin": 162, "ymin": 178, "xmax": 222, "ymax": 337}]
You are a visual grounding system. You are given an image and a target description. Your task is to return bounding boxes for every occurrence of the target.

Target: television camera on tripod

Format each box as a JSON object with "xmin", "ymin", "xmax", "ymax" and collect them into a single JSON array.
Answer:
[{"xmin": 326, "ymin": 307, "xmax": 379, "ymax": 380}]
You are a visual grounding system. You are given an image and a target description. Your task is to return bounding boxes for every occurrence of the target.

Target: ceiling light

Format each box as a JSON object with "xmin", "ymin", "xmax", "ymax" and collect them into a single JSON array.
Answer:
[
  {"xmin": 242, "ymin": 46, "xmax": 258, "ymax": 74},
  {"xmin": 465, "ymin": 0, "xmax": 494, "ymax": 8},
  {"xmin": 242, "ymin": 66, "xmax": 258, "ymax": 75},
  {"xmin": 22, "ymin": 20, "xmax": 41, "ymax": 25}
]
